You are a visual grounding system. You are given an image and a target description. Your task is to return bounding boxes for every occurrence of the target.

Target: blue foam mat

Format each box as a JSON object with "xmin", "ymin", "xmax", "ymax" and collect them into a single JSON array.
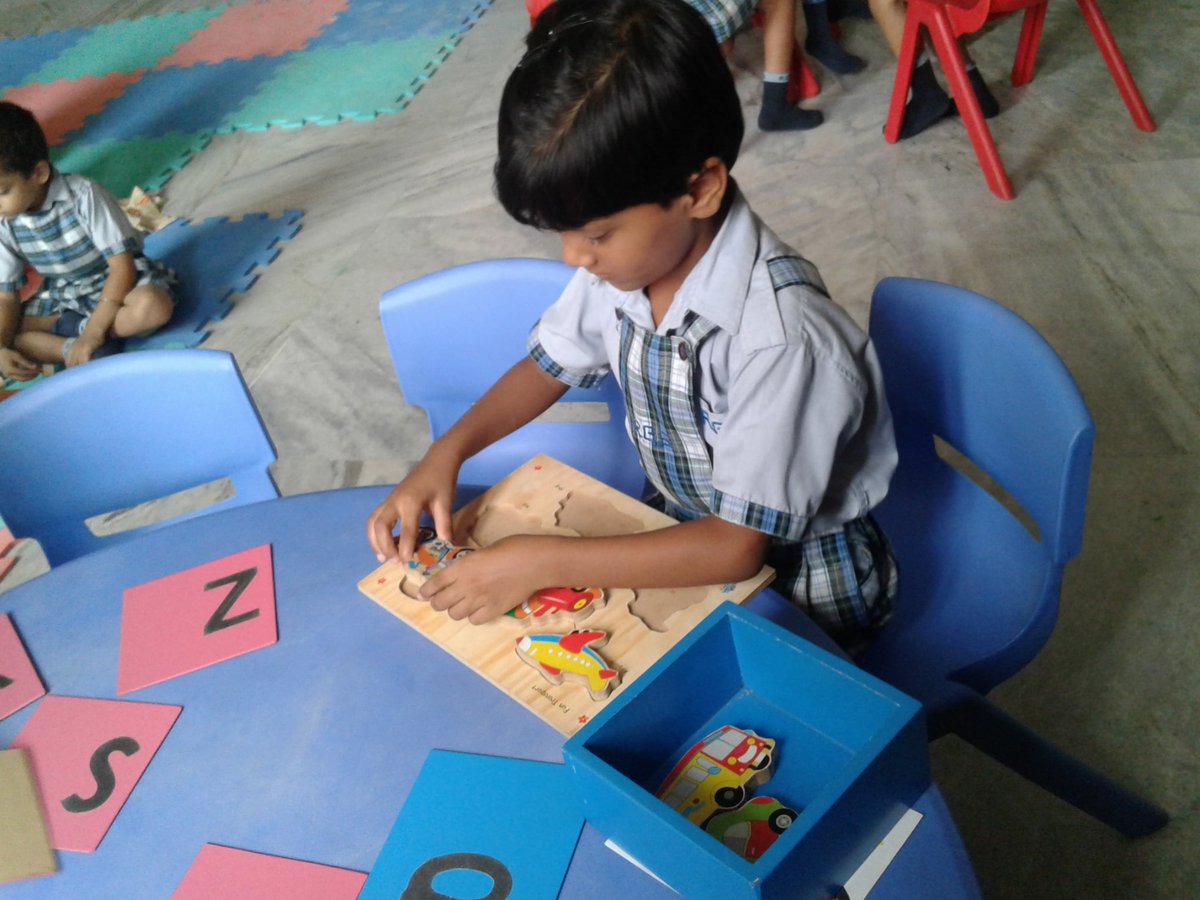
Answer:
[{"xmin": 127, "ymin": 209, "xmax": 304, "ymax": 351}]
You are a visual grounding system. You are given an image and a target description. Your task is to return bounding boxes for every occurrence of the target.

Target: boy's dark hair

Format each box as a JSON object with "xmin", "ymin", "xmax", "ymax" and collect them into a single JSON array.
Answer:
[
  {"xmin": 495, "ymin": 0, "xmax": 743, "ymax": 232},
  {"xmin": 0, "ymin": 101, "xmax": 49, "ymax": 177}
]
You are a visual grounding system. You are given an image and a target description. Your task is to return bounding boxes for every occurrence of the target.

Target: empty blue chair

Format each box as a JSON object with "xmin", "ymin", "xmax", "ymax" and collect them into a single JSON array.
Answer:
[
  {"xmin": 0, "ymin": 349, "xmax": 278, "ymax": 567},
  {"xmin": 379, "ymin": 258, "xmax": 645, "ymax": 496},
  {"xmin": 860, "ymin": 277, "xmax": 1166, "ymax": 837}
]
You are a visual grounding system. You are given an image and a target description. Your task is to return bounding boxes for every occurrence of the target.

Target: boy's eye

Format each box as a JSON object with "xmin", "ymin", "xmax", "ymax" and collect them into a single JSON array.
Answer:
[{"xmin": 587, "ymin": 231, "xmax": 609, "ymax": 245}]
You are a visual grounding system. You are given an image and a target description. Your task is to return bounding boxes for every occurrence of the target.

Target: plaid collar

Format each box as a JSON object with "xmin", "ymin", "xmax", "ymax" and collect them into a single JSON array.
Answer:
[{"xmin": 30, "ymin": 171, "xmax": 72, "ymax": 215}]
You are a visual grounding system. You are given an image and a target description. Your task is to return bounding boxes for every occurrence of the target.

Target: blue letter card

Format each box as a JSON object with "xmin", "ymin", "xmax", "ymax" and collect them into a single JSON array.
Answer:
[{"xmin": 361, "ymin": 750, "xmax": 585, "ymax": 899}]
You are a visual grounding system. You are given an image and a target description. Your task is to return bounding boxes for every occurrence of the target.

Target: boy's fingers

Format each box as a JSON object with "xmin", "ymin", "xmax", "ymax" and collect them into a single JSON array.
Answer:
[
  {"xmin": 432, "ymin": 499, "xmax": 454, "ymax": 544},
  {"xmin": 368, "ymin": 511, "xmax": 397, "ymax": 562}
]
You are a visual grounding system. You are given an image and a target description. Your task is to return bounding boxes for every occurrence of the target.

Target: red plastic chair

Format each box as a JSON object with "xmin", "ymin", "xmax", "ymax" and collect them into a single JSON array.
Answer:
[{"xmin": 885, "ymin": 0, "xmax": 1155, "ymax": 199}]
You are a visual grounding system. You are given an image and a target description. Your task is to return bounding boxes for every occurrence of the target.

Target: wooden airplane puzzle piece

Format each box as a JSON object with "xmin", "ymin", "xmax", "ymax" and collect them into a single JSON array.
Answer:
[{"xmin": 515, "ymin": 630, "xmax": 620, "ymax": 701}]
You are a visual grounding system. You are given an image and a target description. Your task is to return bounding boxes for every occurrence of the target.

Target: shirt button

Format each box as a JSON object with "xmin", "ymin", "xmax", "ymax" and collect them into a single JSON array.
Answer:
[{"xmin": 678, "ymin": 344, "xmax": 689, "ymax": 361}]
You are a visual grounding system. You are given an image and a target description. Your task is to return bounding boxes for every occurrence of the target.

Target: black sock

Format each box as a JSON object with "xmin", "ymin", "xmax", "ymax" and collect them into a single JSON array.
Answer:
[
  {"xmin": 759, "ymin": 79, "xmax": 824, "ymax": 131},
  {"xmin": 898, "ymin": 59, "xmax": 952, "ymax": 139},
  {"xmin": 947, "ymin": 66, "xmax": 1001, "ymax": 119},
  {"xmin": 828, "ymin": 0, "xmax": 872, "ymax": 21},
  {"xmin": 966, "ymin": 66, "xmax": 1000, "ymax": 117},
  {"xmin": 803, "ymin": 1, "xmax": 866, "ymax": 75}
]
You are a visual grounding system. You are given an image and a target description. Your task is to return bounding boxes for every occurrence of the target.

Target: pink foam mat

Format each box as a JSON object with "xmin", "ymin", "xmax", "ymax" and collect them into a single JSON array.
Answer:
[
  {"xmin": 156, "ymin": 0, "xmax": 350, "ymax": 69},
  {"xmin": 1, "ymin": 70, "xmax": 145, "ymax": 146}
]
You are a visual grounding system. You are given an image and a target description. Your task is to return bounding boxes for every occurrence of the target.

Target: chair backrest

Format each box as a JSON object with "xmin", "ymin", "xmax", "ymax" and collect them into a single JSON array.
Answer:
[
  {"xmin": 860, "ymin": 278, "xmax": 1094, "ymax": 695},
  {"xmin": 379, "ymin": 258, "xmax": 645, "ymax": 495},
  {"xmin": 0, "ymin": 349, "xmax": 278, "ymax": 567}
]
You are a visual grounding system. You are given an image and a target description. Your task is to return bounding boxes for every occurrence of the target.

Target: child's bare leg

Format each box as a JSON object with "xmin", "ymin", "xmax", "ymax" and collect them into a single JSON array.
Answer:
[
  {"xmin": 870, "ymin": 0, "xmax": 951, "ymax": 138},
  {"xmin": 757, "ymin": 0, "xmax": 823, "ymax": 131},
  {"xmin": 13, "ymin": 330, "xmax": 67, "ymax": 364},
  {"xmin": 869, "ymin": 0, "xmax": 906, "ymax": 55},
  {"xmin": 18, "ymin": 313, "xmax": 61, "ymax": 333},
  {"xmin": 109, "ymin": 284, "xmax": 173, "ymax": 338}
]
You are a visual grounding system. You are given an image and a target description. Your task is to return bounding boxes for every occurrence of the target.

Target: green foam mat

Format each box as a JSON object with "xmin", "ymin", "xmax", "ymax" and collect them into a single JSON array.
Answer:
[
  {"xmin": 26, "ymin": 7, "xmax": 225, "ymax": 83},
  {"xmin": 50, "ymin": 131, "xmax": 212, "ymax": 198},
  {"xmin": 217, "ymin": 35, "xmax": 453, "ymax": 131}
]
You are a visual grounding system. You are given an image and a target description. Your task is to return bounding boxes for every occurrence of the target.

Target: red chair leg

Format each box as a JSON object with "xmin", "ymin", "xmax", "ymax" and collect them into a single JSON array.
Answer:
[
  {"xmin": 884, "ymin": 12, "xmax": 924, "ymax": 143},
  {"xmin": 788, "ymin": 39, "xmax": 822, "ymax": 103},
  {"xmin": 928, "ymin": 9, "xmax": 1015, "ymax": 199},
  {"xmin": 1075, "ymin": 0, "xmax": 1155, "ymax": 131},
  {"xmin": 1011, "ymin": 2, "xmax": 1047, "ymax": 86}
]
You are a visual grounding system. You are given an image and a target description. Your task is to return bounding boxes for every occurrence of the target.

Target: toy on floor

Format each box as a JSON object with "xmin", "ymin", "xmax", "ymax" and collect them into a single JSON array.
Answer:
[
  {"xmin": 514, "ymin": 629, "xmax": 620, "ymax": 701},
  {"xmin": 656, "ymin": 725, "xmax": 777, "ymax": 826}
]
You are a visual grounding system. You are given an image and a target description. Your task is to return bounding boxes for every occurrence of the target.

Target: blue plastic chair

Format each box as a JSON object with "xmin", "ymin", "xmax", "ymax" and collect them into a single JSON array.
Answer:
[
  {"xmin": 0, "ymin": 349, "xmax": 278, "ymax": 567},
  {"xmin": 379, "ymin": 258, "xmax": 645, "ymax": 496},
  {"xmin": 860, "ymin": 277, "xmax": 1167, "ymax": 837}
]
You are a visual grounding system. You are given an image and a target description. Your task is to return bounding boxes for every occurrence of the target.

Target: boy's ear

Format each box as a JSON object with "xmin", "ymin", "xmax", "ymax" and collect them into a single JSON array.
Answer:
[
  {"xmin": 31, "ymin": 160, "xmax": 51, "ymax": 185},
  {"xmin": 686, "ymin": 157, "xmax": 729, "ymax": 219}
]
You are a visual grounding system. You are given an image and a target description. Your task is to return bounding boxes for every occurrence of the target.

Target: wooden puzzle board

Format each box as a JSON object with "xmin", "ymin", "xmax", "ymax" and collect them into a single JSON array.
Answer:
[{"xmin": 358, "ymin": 455, "xmax": 774, "ymax": 737}]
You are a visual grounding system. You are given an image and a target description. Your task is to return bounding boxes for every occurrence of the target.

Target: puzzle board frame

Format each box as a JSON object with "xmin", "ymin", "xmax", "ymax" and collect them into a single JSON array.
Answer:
[{"xmin": 358, "ymin": 455, "xmax": 774, "ymax": 737}]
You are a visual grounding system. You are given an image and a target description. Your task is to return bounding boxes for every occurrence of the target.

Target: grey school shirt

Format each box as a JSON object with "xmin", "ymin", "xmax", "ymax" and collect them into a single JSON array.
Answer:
[{"xmin": 528, "ymin": 190, "xmax": 898, "ymax": 541}]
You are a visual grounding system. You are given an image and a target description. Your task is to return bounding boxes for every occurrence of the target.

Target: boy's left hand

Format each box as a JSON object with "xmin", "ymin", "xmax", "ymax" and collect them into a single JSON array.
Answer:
[
  {"xmin": 418, "ymin": 534, "xmax": 550, "ymax": 625},
  {"xmin": 65, "ymin": 332, "xmax": 103, "ymax": 367}
]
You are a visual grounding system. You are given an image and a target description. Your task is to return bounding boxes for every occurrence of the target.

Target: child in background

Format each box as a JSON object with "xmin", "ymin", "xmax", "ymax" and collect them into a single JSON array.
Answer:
[
  {"xmin": 0, "ymin": 101, "xmax": 175, "ymax": 382},
  {"xmin": 526, "ymin": 0, "xmax": 864, "ymax": 133},
  {"xmin": 369, "ymin": 0, "xmax": 899, "ymax": 654},
  {"xmin": 869, "ymin": 0, "xmax": 999, "ymax": 138}
]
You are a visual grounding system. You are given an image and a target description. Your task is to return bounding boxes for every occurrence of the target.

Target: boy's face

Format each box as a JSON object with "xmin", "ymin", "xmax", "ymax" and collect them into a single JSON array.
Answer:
[
  {"xmin": 557, "ymin": 158, "xmax": 729, "ymax": 302},
  {"xmin": 0, "ymin": 161, "xmax": 51, "ymax": 219},
  {"xmin": 559, "ymin": 197, "xmax": 707, "ymax": 296}
]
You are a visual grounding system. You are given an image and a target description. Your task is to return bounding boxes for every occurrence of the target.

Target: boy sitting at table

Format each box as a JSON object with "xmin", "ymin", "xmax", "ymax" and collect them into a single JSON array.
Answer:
[
  {"xmin": 368, "ymin": 0, "xmax": 899, "ymax": 655},
  {"xmin": 0, "ymin": 101, "xmax": 176, "ymax": 383}
]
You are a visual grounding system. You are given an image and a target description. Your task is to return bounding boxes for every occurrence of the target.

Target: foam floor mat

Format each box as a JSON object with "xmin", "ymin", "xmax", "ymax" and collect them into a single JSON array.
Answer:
[
  {"xmin": 130, "ymin": 208, "xmax": 304, "ymax": 350},
  {"xmin": 0, "ymin": 0, "xmax": 494, "ymax": 197}
]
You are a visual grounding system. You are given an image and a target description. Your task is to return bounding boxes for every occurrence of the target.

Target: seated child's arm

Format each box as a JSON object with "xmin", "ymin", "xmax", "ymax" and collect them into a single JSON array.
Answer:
[
  {"xmin": 65, "ymin": 251, "xmax": 137, "ymax": 367},
  {"xmin": 367, "ymin": 357, "xmax": 569, "ymax": 563},
  {"xmin": 0, "ymin": 291, "xmax": 40, "ymax": 381},
  {"xmin": 418, "ymin": 514, "xmax": 771, "ymax": 625}
]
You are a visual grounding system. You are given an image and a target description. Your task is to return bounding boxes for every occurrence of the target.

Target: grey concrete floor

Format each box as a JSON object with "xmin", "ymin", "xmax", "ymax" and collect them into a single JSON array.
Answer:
[{"xmin": 2, "ymin": 1, "xmax": 1198, "ymax": 897}]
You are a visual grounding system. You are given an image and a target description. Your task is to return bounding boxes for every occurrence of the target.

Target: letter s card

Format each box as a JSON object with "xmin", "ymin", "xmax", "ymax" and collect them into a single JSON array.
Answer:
[{"xmin": 9, "ymin": 696, "xmax": 181, "ymax": 852}]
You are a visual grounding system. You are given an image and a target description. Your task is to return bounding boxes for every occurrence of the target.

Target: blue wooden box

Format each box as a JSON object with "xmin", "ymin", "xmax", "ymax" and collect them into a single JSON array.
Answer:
[{"xmin": 562, "ymin": 602, "xmax": 929, "ymax": 899}]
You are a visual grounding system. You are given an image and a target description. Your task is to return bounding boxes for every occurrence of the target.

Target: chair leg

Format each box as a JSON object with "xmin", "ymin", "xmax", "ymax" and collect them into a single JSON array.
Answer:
[
  {"xmin": 1074, "ymin": 0, "xmax": 1155, "ymax": 131},
  {"xmin": 1011, "ymin": 2, "xmax": 1047, "ymax": 86},
  {"xmin": 948, "ymin": 693, "xmax": 1169, "ymax": 838},
  {"xmin": 883, "ymin": 15, "xmax": 923, "ymax": 143},
  {"xmin": 926, "ymin": 10, "xmax": 1015, "ymax": 200},
  {"xmin": 788, "ymin": 38, "xmax": 822, "ymax": 104}
]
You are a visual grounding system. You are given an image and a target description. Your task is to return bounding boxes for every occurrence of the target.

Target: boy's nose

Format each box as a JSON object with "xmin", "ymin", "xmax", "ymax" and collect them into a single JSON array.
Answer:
[{"xmin": 559, "ymin": 232, "xmax": 595, "ymax": 270}]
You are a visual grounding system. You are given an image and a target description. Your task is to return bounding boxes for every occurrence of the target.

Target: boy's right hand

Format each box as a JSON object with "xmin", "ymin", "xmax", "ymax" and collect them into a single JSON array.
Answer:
[
  {"xmin": 0, "ymin": 347, "xmax": 40, "ymax": 381},
  {"xmin": 367, "ymin": 449, "xmax": 461, "ymax": 564}
]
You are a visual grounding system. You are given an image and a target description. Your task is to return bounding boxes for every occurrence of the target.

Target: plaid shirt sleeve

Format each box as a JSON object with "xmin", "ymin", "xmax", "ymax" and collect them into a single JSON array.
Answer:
[
  {"xmin": 0, "ymin": 225, "xmax": 27, "ymax": 293},
  {"xmin": 527, "ymin": 267, "xmax": 613, "ymax": 388},
  {"xmin": 68, "ymin": 174, "xmax": 141, "ymax": 259}
]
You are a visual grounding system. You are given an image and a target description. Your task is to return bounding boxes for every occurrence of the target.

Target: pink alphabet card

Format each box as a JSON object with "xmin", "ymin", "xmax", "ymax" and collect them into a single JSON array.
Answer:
[
  {"xmin": 9, "ymin": 695, "xmax": 181, "ymax": 852},
  {"xmin": 117, "ymin": 544, "xmax": 277, "ymax": 695},
  {"xmin": 0, "ymin": 613, "xmax": 46, "ymax": 721},
  {"xmin": 174, "ymin": 844, "xmax": 367, "ymax": 900}
]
